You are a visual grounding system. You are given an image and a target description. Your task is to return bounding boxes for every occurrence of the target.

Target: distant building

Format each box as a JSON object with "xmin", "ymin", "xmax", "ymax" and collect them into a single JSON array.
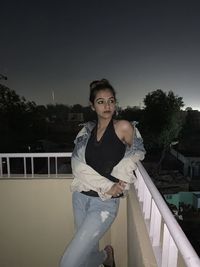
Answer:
[
  {"xmin": 164, "ymin": 191, "xmax": 200, "ymax": 210},
  {"xmin": 68, "ymin": 113, "xmax": 83, "ymax": 122},
  {"xmin": 170, "ymin": 148, "xmax": 200, "ymax": 179},
  {"xmin": 193, "ymin": 193, "xmax": 200, "ymax": 210}
]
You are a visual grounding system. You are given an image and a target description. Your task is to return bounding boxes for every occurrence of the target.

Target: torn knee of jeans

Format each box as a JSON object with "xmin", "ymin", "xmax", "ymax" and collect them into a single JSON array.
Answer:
[{"xmin": 101, "ymin": 211, "xmax": 110, "ymax": 222}]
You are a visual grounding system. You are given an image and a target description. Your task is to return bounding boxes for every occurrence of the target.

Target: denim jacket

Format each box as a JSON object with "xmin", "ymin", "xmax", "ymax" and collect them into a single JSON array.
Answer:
[{"xmin": 71, "ymin": 121, "xmax": 145, "ymax": 200}]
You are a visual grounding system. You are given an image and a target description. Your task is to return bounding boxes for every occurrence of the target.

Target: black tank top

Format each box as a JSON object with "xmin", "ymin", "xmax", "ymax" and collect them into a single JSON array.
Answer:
[{"xmin": 83, "ymin": 119, "xmax": 126, "ymax": 197}]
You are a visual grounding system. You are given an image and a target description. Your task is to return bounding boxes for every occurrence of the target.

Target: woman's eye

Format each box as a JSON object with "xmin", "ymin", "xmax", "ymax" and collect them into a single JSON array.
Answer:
[
  {"xmin": 96, "ymin": 99, "xmax": 115, "ymax": 105},
  {"xmin": 108, "ymin": 99, "xmax": 115, "ymax": 104}
]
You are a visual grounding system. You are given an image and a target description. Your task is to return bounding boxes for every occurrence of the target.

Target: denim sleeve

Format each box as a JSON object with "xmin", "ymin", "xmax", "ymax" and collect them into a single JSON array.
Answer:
[{"xmin": 124, "ymin": 122, "xmax": 146, "ymax": 159}]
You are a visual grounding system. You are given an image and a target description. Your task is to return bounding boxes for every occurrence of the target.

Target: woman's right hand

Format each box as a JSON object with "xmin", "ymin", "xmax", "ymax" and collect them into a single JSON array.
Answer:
[{"xmin": 106, "ymin": 182, "xmax": 126, "ymax": 197}]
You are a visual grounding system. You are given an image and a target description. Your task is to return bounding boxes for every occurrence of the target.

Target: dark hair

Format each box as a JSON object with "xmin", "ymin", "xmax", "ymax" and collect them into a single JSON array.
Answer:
[{"xmin": 89, "ymin": 79, "xmax": 116, "ymax": 104}]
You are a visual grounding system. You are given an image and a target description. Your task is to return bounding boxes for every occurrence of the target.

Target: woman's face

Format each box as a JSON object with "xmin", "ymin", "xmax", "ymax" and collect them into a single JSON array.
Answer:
[{"xmin": 91, "ymin": 89, "xmax": 116, "ymax": 119}]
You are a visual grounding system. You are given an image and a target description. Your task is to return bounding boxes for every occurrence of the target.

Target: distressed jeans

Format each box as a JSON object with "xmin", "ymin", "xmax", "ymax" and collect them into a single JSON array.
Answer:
[{"xmin": 59, "ymin": 191, "xmax": 120, "ymax": 267}]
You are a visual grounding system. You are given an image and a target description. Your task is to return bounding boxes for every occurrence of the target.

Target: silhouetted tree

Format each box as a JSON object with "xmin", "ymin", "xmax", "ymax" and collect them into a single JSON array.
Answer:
[
  {"xmin": 118, "ymin": 106, "xmax": 143, "ymax": 122},
  {"xmin": 46, "ymin": 104, "xmax": 70, "ymax": 123},
  {"xmin": 143, "ymin": 89, "xmax": 184, "ymax": 171},
  {"xmin": 28, "ymin": 105, "xmax": 48, "ymax": 141},
  {"xmin": 82, "ymin": 106, "xmax": 96, "ymax": 122},
  {"xmin": 178, "ymin": 110, "xmax": 200, "ymax": 155},
  {"xmin": 185, "ymin": 107, "xmax": 193, "ymax": 111},
  {"xmin": 70, "ymin": 104, "xmax": 83, "ymax": 113},
  {"xmin": 0, "ymin": 84, "xmax": 47, "ymax": 151}
]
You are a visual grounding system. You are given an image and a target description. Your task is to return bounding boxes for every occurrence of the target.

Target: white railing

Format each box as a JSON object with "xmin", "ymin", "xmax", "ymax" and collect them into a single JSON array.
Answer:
[
  {"xmin": 135, "ymin": 161, "xmax": 200, "ymax": 267},
  {"xmin": 0, "ymin": 153, "xmax": 72, "ymax": 178},
  {"xmin": 0, "ymin": 153, "xmax": 200, "ymax": 267}
]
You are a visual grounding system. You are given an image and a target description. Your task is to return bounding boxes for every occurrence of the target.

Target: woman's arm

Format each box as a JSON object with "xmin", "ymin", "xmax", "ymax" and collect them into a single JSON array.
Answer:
[
  {"xmin": 71, "ymin": 156, "xmax": 125, "ymax": 198},
  {"xmin": 111, "ymin": 121, "xmax": 145, "ymax": 183},
  {"xmin": 71, "ymin": 156, "xmax": 114, "ymax": 192},
  {"xmin": 115, "ymin": 120, "xmax": 134, "ymax": 146}
]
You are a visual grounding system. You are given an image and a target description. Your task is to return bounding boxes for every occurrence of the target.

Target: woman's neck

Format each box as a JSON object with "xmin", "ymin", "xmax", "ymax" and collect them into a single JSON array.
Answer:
[{"xmin": 97, "ymin": 118, "xmax": 112, "ymax": 129}]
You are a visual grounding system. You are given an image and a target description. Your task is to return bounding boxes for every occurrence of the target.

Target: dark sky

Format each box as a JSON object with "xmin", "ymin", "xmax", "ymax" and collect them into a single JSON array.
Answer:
[{"xmin": 1, "ymin": 1, "xmax": 200, "ymax": 109}]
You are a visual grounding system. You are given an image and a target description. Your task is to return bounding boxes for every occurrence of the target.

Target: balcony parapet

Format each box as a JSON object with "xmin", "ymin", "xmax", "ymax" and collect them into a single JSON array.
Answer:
[{"xmin": 0, "ymin": 153, "xmax": 200, "ymax": 267}]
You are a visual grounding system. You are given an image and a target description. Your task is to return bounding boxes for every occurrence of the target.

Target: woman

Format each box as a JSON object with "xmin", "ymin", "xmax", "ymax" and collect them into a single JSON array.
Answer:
[{"xmin": 60, "ymin": 79, "xmax": 145, "ymax": 267}]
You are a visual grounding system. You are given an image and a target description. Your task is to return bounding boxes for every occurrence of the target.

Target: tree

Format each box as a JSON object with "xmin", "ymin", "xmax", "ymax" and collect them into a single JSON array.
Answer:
[
  {"xmin": 82, "ymin": 106, "xmax": 96, "ymax": 122},
  {"xmin": 178, "ymin": 110, "xmax": 200, "ymax": 156},
  {"xmin": 143, "ymin": 89, "xmax": 184, "ymax": 171},
  {"xmin": 46, "ymin": 104, "xmax": 70, "ymax": 123},
  {"xmin": 118, "ymin": 106, "xmax": 143, "ymax": 122},
  {"xmin": 0, "ymin": 84, "xmax": 46, "ymax": 151},
  {"xmin": 70, "ymin": 104, "xmax": 83, "ymax": 113},
  {"xmin": 185, "ymin": 107, "xmax": 193, "ymax": 111}
]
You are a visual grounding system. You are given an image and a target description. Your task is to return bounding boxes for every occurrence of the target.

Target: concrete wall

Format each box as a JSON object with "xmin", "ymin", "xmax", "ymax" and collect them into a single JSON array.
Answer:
[
  {"xmin": 127, "ymin": 184, "xmax": 157, "ymax": 267},
  {"xmin": 0, "ymin": 179, "xmax": 74, "ymax": 267},
  {"xmin": 0, "ymin": 178, "xmax": 156, "ymax": 267},
  {"xmin": 0, "ymin": 178, "xmax": 129, "ymax": 267}
]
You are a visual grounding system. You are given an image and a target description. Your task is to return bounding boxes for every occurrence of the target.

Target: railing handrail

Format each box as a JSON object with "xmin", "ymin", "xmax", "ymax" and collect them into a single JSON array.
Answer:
[
  {"xmin": 0, "ymin": 152, "xmax": 72, "ymax": 158},
  {"xmin": 137, "ymin": 161, "xmax": 200, "ymax": 267}
]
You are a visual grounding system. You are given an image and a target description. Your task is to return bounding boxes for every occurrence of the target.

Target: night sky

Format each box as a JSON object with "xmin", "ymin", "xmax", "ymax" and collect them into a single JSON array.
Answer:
[{"xmin": 1, "ymin": 1, "xmax": 200, "ymax": 110}]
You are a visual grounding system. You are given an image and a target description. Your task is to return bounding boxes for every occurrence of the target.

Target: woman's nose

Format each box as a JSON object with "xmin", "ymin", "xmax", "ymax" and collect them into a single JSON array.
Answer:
[{"xmin": 104, "ymin": 101, "xmax": 110, "ymax": 107}]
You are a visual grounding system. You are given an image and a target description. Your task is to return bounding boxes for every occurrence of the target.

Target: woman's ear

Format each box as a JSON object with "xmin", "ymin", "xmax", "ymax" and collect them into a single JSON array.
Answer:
[{"xmin": 90, "ymin": 102, "xmax": 95, "ymax": 111}]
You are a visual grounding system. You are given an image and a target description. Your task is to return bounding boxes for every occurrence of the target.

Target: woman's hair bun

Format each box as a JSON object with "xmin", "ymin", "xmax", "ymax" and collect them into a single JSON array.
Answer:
[
  {"xmin": 89, "ymin": 79, "xmax": 110, "ymax": 90},
  {"xmin": 89, "ymin": 79, "xmax": 116, "ymax": 104}
]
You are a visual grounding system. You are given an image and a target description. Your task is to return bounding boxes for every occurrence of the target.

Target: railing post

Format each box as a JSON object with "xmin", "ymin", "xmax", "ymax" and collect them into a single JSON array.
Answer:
[
  {"xmin": 143, "ymin": 185, "xmax": 152, "ymax": 220},
  {"xmin": 24, "ymin": 157, "xmax": 27, "ymax": 177},
  {"xmin": 48, "ymin": 157, "xmax": 50, "ymax": 177},
  {"xmin": 55, "ymin": 157, "xmax": 58, "ymax": 177},
  {"xmin": 162, "ymin": 224, "xmax": 178, "ymax": 267},
  {"xmin": 150, "ymin": 200, "xmax": 161, "ymax": 247},
  {"xmin": 137, "ymin": 169, "xmax": 144, "ymax": 202},
  {"xmin": 7, "ymin": 157, "xmax": 10, "ymax": 178},
  {"xmin": 31, "ymin": 157, "xmax": 34, "ymax": 178},
  {"xmin": 0, "ymin": 157, "xmax": 2, "ymax": 177}
]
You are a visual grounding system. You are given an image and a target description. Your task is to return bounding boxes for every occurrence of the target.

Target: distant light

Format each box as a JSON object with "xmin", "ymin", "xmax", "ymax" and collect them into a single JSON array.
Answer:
[
  {"xmin": 170, "ymin": 141, "xmax": 179, "ymax": 146},
  {"xmin": 191, "ymin": 106, "xmax": 200, "ymax": 111}
]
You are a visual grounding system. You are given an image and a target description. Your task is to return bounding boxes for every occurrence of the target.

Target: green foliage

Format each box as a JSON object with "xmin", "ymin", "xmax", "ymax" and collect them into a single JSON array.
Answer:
[
  {"xmin": 0, "ymin": 84, "xmax": 47, "ymax": 152},
  {"xmin": 46, "ymin": 104, "xmax": 70, "ymax": 123},
  {"xmin": 143, "ymin": 89, "xmax": 184, "ymax": 152},
  {"xmin": 82, "ymin": 106, "xmax": 96, "ymax": 121},
  {"xmin": 178, "ymin": 110, "xmax": 200, "ymax": 155},
  {"xmin": 0, "ymin": 84, "xmax": 187, "ymax": 156},
  {"xmin": 70, "ymin": 104, "xmax": 83, "ymax": 113},
  {"xmin": 118, "ymin": 106, "xmax": 143, "ymax": 122}
]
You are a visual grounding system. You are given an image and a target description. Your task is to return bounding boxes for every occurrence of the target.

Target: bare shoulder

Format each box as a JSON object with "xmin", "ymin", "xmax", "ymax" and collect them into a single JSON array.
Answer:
[
  {"xmin": 115, "ymin": 120, "xmax": 134, "ymax": 132},
  {"xmin": 114, "ymin": 120, "xmax": 134, "ymax": 145}
]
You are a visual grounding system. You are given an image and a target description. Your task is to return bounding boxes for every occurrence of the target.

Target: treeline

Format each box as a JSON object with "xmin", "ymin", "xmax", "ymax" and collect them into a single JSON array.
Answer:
[{"xmin": 1, "ymin": 84, "xmax": 200, "ymax": 164}]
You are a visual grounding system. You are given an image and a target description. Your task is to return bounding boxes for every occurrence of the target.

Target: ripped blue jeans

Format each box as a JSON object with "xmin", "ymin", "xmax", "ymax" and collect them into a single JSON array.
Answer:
[{"xmin": 59, "ymin": 191, "xmax": 120, "ymax": 267}]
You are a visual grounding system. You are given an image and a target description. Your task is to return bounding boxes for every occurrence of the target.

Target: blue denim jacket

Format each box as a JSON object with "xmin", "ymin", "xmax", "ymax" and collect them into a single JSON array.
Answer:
[{"xmin": 71, "ymin": 121, "xmax": 145, "ymax": 200}]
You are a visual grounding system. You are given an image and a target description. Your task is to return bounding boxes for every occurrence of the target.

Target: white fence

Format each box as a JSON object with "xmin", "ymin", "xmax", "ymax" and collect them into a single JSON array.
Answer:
[
  {"xmin": 0, "ymin": 153, "xmax": 200, "ymax": 267},
  {"xmin": 0, "ymin": 153, "xmax": 72, "ymax": 178},
  {"xmin": 135, "ymin": 161, "xmax": 200, "ymax": 267}
]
